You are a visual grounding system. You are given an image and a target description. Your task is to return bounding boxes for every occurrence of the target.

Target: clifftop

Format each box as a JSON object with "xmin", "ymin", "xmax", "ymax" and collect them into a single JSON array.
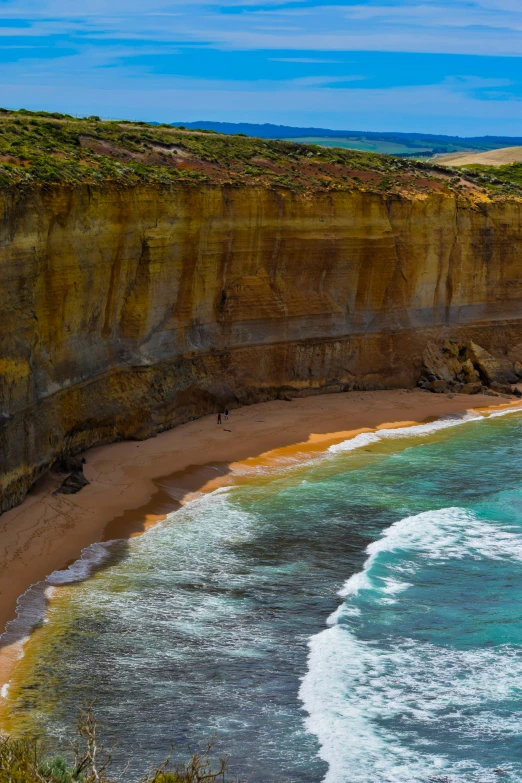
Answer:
[{"xmin": 1, "ymin": 108, "xmax": 520, "ymax": 199}]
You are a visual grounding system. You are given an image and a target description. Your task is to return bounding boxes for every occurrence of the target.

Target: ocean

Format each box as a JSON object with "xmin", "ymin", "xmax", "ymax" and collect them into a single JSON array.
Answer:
[{"xmin": 3, "ymin": 407, "xmax": 522, "ymax": 782}]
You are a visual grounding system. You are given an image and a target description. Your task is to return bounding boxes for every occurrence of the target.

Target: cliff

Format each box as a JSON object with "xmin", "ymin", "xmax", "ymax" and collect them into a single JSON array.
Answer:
[{"xmin": 1, "ymin": 111, "xmax": 522, "ymax": 512}]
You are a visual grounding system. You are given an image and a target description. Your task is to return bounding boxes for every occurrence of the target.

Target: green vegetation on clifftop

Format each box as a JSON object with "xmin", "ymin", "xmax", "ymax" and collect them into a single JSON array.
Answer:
[
  {"xmin": 1, "ymin": 108, "xmax": 519, "ymax": 198},
  {"xmin": 456, "ymin": 162, "xmax": 522, "ymax": 191}
]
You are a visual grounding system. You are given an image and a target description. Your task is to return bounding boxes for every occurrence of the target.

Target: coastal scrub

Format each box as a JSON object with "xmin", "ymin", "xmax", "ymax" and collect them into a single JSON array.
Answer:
[
  {"xmin": 0, "ymin": 108, "xmax": 519, "ymax": 197},
  {"xmin": 0, "ymin": 704, "xmax": 231, "ymax": 783}
]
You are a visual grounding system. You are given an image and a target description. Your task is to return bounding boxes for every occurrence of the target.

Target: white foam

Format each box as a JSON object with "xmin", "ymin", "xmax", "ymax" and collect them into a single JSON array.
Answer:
[
  {"xmin": 301, "ymin": 506, "xmax": 522, "ymax": 782},
  {"xmin": 338, "ymin": 507, "xmax": 522, "ymax": 604},
  {"xmin": 301, "ymin": 623, "xmax": 520, "ymax": 782},
  {"xmin": 0, "ymin": 541, "xmax": 115, "ymax": 661},
  {"xmin": 47, "ymin": 541, "xmax": 113, "ymax": 586},
  {"xmin": 0, "ymin": 485, "xmax": 239, "ymax": 675},
  {"xmin": 328, "ymin": 411, "xmax": 484, "ymax": 455},
  {"xmin": 485, "ymin": 404, "xmax": 522, "ymax": 420},
  {"xmin": 328, "ymin": 431, "xmax": 382, "ymax": 453},
  {"xmin": 381, "ymin": 577, "xmax": 412, "ymax": 595},
  {"xmin": 300, "ymin": 626, "xmax": 451, "ymax": 783}
]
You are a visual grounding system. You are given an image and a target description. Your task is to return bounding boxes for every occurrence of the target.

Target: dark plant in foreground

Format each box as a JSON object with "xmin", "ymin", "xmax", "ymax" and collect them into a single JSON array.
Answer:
[{"xmin": 0, "ymin": 702, "xmax": 231, "ymax": 783}]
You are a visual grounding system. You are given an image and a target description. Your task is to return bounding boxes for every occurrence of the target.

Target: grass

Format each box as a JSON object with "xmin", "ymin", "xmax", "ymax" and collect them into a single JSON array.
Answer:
[
  {"xmin": 456, "ymin": 162, "xmax": 522, "ymax": 194},
  {"xmin": 0, "ymin": 107, "xmax": 518, "ymax": 198},
  {"xmin": 0, "ymin": 703, "xmax": 232, "ymax": 783}
]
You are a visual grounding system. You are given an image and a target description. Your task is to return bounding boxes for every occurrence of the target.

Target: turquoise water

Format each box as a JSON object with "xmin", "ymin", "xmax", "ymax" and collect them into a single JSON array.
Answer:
[{"xmin": 6, "ymin": 409, "xmax": 522, "ymax": 782}]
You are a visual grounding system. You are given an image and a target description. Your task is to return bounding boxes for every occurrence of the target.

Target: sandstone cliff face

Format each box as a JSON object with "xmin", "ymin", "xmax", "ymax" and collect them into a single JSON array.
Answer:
[{"xmin": 2, "ymin": 183, "xmax": 522, "ymax": 511}]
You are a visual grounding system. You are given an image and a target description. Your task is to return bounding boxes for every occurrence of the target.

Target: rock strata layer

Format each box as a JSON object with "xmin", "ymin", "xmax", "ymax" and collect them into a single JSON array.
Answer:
[{"xmin": 2, "ymin": 183, "xmax": 522, "ymax": 512}]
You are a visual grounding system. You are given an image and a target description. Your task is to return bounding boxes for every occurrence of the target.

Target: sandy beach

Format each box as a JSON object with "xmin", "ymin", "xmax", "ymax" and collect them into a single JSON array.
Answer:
[{"xmin": 1, "ymin": 388, "xmax": 520, "ymax": 693}]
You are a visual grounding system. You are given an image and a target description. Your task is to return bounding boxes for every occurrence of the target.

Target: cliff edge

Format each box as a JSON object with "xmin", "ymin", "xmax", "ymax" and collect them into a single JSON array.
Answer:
[{"xmin": 1, "ymin": 110, "xmax": 522, "ymax": 512}]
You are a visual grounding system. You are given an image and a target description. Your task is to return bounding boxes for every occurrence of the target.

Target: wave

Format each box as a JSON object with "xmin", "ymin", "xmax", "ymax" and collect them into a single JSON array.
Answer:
[
  {"xmin": 328, "ymin": 411, "xmax": 483, "ymax": 454},
  {"xmin": 301, "ymin": 627, "xmax": 521, "ymax": 782},
  {"xmin": 300, "ymin": 506, "xmax": 522, "ymax": 782},
  {"xmin": 338, "ymin": 507, "xmax": 522, "ymax": 602},
  {"xmin": 328, "ymin": 403, "xmax": 522, "ymax": 455},
  {"xmin": 0, "ymin": 540, "xmax": 115, "ymax": 680},
  {"xmin": 484, "ymin": 405, "xmax": 522, "ymax": 420},
  {"xmin": 0, "ymin": 488, "xmax": 235, "ymax": 679},
  {"xmin": 224, "ymin": 407, "xmax": 519, "ymax": 484}
]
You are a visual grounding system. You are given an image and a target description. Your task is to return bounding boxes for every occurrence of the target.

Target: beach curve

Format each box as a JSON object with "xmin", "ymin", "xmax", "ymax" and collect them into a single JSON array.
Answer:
[{"xmin": 1, "ymin": 388, "xmax": 521, "ymax": 712}]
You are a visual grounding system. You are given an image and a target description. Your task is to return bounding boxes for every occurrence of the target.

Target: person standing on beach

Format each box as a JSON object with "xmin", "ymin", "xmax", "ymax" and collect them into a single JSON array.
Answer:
[
  {"xmin": 225, "ymin": 409, "xmax": 229, "ymax": 421},
  {"xmin": 217, "ymin": 412, "xmax": 222, "ymax": 425}
]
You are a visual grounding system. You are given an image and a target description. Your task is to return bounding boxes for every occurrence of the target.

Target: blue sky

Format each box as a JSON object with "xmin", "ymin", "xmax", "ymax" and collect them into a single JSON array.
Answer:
[{"xmin": 0, "ymin": 0, "xmax": 521, "ymax": 135}]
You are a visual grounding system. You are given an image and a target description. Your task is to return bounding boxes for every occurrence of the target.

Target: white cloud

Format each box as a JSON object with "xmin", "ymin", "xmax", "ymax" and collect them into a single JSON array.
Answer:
[
  {"xmin": 1, "ymin": 0, "xmax": 522, "ymax": 57},
  {"xmin": 342, "ymin": 2, "xmax": 522, "ymax": 30},
  {"xmin": 180, "ymin": 26, "xmax": 522, "ymax": 57},
  {"xmin": 1, "ymin": 0, "xmax": 521, "ymax": 133}
]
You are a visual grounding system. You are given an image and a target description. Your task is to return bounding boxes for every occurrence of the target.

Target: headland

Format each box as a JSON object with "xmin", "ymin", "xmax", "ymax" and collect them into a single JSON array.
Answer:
[{"xmin": 2, "ymin": 110, "xmax": 522, "ymax": 521}]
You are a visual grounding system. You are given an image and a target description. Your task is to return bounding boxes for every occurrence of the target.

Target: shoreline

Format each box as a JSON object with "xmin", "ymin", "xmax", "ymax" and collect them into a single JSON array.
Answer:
[{"xmin": 1, "ymin": 388, "xmax": 521, "ymax": 699}]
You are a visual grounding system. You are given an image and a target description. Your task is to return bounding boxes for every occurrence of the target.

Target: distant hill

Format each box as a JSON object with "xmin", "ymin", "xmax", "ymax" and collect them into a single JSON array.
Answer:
[
  {"xmin": 172, "ymin": 121, "xmax": 522, "ymax": 158},
  {"xmin": 435, "ymin": 147, "xmax": 522, "ymax": 167}
]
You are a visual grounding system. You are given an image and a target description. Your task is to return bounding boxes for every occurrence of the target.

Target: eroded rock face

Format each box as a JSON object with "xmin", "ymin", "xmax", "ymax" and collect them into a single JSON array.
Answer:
[
  {"xmin": 468, "ymin": 342, "xmax": 518, "ymax": 386},
  {"xmin": 461, "ymin": 359, "xmax": 480, "ymax": 384},
  {"xmin": 2, "ymin": 183, "xmax": 522, "ymax": 511},
  {"xmin": 419, "ymin": 339, "xmax": 520, "ymax": 395}
]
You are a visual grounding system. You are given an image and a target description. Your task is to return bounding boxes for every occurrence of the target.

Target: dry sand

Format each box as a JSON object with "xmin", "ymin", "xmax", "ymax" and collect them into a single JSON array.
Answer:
[{"xmin": 0, "ymin": 388, "xmax": 520, "ymax": 694}]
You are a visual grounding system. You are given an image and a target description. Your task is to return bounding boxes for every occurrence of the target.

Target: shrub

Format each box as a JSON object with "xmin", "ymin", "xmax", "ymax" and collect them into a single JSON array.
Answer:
[
  {"xmin": 0, "ymin": 106, "xmax": 517, "ymax": 196},
  {"xmin": 0, "ymin": 703, "xmax": 233, "ymax": 783}
]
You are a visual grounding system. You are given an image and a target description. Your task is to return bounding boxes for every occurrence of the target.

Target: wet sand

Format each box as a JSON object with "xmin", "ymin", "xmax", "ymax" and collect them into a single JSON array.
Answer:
[{"xmin": 0, "ymin": 389, "xmax": 519, "ymax": 676}]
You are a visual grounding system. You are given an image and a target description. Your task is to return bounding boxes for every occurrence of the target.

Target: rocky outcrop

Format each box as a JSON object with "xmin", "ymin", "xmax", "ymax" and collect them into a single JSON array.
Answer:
[
  {"xmin": 51, "ymin": 455, "xmax": 90, "ymax": 496},
  {"xmin": 467, "ymin": 342, "xmax": 518, "ymax": 386},
  {"xmin": 2, "ymin": 183, "xmax": 522, "ymax": 512},
  {"xmin": 53, "ymin": 470, "xmax": 90, "ymax": 496},
  {"xmin": 419, "ymin": 339, "xmax": 522, "ymax": 395}
]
